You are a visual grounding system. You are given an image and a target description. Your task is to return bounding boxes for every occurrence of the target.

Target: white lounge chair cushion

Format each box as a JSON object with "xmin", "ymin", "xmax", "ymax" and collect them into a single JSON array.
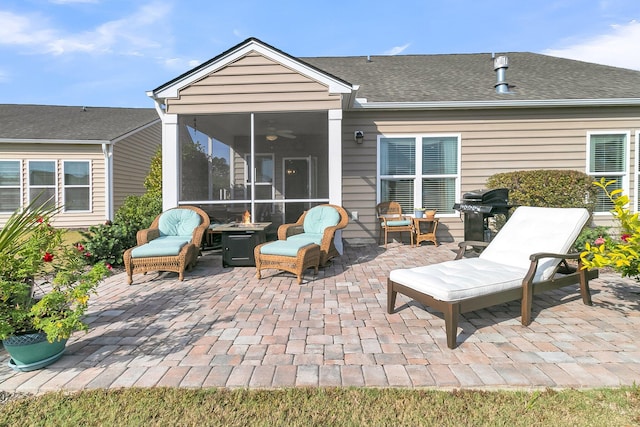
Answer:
[
  {"xmin": 479, "ymin": 206, "xmax": 589, "ymax": 281},
  {"xmin": 389, "ymin": 258, "xmax": 528, "ymax": 302},
  {"xmin": 389, "ymin": 206, "xmax": 590, "ymax": 302}
]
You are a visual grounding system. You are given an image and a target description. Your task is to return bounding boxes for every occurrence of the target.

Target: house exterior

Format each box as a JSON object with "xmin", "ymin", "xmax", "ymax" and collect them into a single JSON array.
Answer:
[
  {"xmin": 147, "ymin": 37, "xmax": 640, "ymax": 243},
  {"xmin": 0, "ymin": 104, "xmax": 161, "ymax": 228}
]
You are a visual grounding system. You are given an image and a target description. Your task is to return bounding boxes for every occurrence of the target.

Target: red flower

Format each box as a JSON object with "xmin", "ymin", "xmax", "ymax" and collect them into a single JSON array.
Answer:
[
  {"xmin": 76, "ymin": 243, "xmax": 85, "ymax": 252},
  {"xmin": 621, "ymin": 234, "xmax": 631, "ymax": 242},
  {"xmin": 37, "ymin": 217, "xmax": 44, "ymax": 223},
  {"xmin": 42, "ymin": 252, "xmax": 54, "ymax": 262},
  {"xmin": 106, "ymin": 263, "xmax": 113, "ymax": 270},
  {"xmin": 594, "ymin": 236, "xmax": 606, "ymax": 245},
  {"xmin": 84, "ymin": 251, "xmax": 91, "ymax": 258}
]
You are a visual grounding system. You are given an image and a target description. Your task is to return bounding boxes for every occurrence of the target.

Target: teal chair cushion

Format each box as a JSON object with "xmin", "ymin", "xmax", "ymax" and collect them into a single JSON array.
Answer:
[
  {"xmin": 260, "ymin": 240, "xmax": 316, "ymax": 257},
  {"xmin": 303, "ymin": 206, "xmax": 340, "ymax": 234},
  {"xmin": 287, "ymin": 233, "xmax": 323, "ymax": 246},
  {"xmin": 386, "ymin": 220, "xmax": 411, "ymax": 226},
  {"xmin": 131, "ymin": 237, "xmax": 189, "ymax": 258},
  {"xmin": 158, "ymin": 209, "xmax": 201, "ymax": 237}
]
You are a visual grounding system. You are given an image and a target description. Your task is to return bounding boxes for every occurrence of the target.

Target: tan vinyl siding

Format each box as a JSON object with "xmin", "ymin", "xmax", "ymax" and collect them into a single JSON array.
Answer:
[
  {"xmin": 341, "ymin": 106, "xmax": 640, "ymax": 241},
  {"xmin": 112, "ymin": 123, "xmax": 161, "ymax": 211},
  {"xmin": 166, "ymin": 52, "xmax": 342, "ymax": 114},
  {"xmin": 0, "ymin": 143, "xmax": 106, "ymax": 229}
]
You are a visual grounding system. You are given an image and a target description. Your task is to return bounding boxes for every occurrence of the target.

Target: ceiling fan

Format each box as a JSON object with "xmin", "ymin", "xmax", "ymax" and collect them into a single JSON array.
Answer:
[{"xmin": 265, "ymin": 124, "xmax": 296, "ymax": 141}]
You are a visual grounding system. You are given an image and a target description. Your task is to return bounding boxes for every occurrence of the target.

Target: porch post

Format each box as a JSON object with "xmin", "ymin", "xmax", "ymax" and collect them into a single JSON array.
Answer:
[
  {"xmin": 162, "ymin": 113, "xmax": 179, "ymax": 211},
  {"xmin": 328, "ymin": 109, "xmax": 342, "ymax": 205}
]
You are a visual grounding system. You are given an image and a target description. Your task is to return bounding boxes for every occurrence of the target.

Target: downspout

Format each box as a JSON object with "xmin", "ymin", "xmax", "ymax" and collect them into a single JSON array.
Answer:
[{"xmin": 102, "ymin": 143, "xmax": 114, "ymax": 221}]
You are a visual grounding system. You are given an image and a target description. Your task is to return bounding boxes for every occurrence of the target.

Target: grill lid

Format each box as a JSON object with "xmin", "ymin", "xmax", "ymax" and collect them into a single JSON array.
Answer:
[{"xmin": 461, "ymin": 188, "xmax": 509, "ymax": 205}]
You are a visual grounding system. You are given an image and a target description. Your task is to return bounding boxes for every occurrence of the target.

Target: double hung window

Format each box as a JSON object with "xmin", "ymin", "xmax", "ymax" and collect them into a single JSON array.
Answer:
[
  {"xmin": 378, "ymin": 135, "xmax": 460, "ymax": 215},
  {"xmin": 28, "ymin": 161, "xmax": 56, "ymax": 210},
  {"xmin": 63, "ymin": 161, "xmax": 90, "ymax": 211},
  {"xmin": 587, "ymin": 132, "xmax": 628, "ymax": 213},
  {"xmin": 0, "ymin": 160, "xmax": 21, "ymax": 212}
]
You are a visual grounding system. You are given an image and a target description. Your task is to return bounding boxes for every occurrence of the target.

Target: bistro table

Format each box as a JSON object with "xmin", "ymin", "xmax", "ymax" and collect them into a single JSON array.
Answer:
[{"xmin": 412, "ymin": 217, "xmax": 439, "ymax": 247}]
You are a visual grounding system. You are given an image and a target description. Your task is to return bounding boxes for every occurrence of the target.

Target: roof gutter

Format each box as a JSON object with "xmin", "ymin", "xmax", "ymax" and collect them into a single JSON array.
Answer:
[{"xmin": 354, "ymin": 98, "xmax": 640, "ymax": 110}]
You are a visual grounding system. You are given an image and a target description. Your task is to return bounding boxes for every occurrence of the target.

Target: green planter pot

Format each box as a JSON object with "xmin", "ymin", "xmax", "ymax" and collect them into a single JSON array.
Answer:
[{"xmin": 2, "ymin": 332, "xmax": 67, "ymax": 372}]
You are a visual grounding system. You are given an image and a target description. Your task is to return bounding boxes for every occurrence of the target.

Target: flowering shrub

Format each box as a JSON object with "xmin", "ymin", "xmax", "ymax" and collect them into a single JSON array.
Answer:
[
  {"xmin": 580, "ymin": 178, "xmax": 640, "ymax": 281},
  {"xmin": 0, "ymin": 200, "xmax": 112, "ymax": 342}
]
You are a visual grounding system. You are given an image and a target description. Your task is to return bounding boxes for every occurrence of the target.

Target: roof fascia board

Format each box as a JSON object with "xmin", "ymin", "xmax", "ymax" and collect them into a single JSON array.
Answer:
[
  {"xmin": 152, "ymin": 39, "xmax": 354, "ymax": 100},
  {"xmin": 0, "ymin": 138, "xmax": 111, "ymax": 144},
  {"xmin": 355, "ymin": 98, "xmax": 640, "ymax": 110},
  {"xmin": 111, "ymin": 118, "xmax": 161, "ymax": 144}
]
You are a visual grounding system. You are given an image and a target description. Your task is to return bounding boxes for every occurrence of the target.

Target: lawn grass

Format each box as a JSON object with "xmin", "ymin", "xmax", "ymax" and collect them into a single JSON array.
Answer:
[{"xmin": 1, "ymin": 387, "xmax": 639, "ymax": 426}]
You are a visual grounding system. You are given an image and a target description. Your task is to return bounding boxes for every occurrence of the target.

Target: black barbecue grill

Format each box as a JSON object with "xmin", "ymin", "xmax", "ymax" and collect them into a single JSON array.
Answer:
[{"xmin": 453, "ymin": 188, "xmax": 510, "ymax": 242}]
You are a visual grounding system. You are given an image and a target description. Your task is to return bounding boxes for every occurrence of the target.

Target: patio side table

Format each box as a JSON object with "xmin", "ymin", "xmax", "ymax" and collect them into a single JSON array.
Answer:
[{"xmin": 412, "ymin": 217, "xmax": 439, "ymax": 247}]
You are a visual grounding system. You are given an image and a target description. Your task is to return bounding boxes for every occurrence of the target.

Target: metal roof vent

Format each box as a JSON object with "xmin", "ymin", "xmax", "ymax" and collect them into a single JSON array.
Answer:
[{"xmin": 493, "ymin": 55, "xmax": 511, "ymax": 94}]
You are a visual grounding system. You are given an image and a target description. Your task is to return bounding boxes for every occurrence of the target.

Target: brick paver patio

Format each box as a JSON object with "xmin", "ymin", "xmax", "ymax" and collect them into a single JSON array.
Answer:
[{"xmin": 2, "ymin": 241, "xmax": 640, "ymax": 394}]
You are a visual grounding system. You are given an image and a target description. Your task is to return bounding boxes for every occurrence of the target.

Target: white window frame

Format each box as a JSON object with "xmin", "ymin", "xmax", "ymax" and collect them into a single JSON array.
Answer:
[
  {"xmin": 62, "ymin": 160, "xmax": 92, "ymax": 213},
  {"xmin": 377, "ymin": 133, "xmax": 461, "ymax": 217},
  {"xmin": 27, "ymin": 159, "xmax": 57, "ymax": 208},
  {"xmin": 586, "ymin": 130, "xmax": 630, "ymax": 215},
  {"xmin": 0, "ymin": 159, "xmax": 22, "ymax": 213}
]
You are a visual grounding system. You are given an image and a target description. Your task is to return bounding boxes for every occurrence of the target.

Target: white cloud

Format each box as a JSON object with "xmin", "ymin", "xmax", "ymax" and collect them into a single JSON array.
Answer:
[
  {"xmin": 0, "ymin": 2, "xmax": 171, "ymax": 56},
  {"xmin": 384, "ymin": 43, "xmax": 410, "ymax": 56},
  {"xmin": 543, "ymin": 20, "xmax": 640, "ymax": 70}
]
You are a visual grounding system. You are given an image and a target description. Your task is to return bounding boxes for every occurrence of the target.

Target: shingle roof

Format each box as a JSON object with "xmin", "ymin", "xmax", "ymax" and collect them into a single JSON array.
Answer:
[
  {"xmin": 0, "ymin": 104, "xmax": 159, "ymax": 141},
  {"xmin": 302, "ymin": 52, "xmax": 640, "ymax": 103}
]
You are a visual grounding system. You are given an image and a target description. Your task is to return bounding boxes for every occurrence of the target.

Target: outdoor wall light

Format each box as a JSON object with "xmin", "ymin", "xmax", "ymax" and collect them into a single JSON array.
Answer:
[{"xmin": 354, "ymin": 130, "xmax": 364, "ymax": 144}]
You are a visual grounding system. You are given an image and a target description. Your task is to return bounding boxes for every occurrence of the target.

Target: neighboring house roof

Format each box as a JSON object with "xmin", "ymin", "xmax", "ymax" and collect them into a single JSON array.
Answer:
[
  {"xmin": 302, "ymin": 52, "xmax": 640, "ymax": 103},
  {"xmin": 0, "ymin": 104, "xmax": 159, "ymax": 142}
]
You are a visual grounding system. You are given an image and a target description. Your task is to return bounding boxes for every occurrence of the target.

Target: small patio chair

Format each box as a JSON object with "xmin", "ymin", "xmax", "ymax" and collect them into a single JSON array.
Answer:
[
  {"xmin": 387, "ymin": 206, "xmax": 598, "ymax": 349},
  {"xmin": 376, "ymin": 201, "xmax": 413, "ymax": 248},
  {"xmin": 123, "ymin": 206, "xmax": 210, "ymax": 284}
]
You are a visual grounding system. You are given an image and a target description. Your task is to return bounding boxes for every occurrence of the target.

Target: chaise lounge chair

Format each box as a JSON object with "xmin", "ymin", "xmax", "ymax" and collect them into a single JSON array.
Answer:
[
  {"xmin": 387, "ymin": 206, "xmax": 599, "ymax": 349},
  {"xmin": 123, "ymin": 206, "xmax": 210, "ymax": 285}
]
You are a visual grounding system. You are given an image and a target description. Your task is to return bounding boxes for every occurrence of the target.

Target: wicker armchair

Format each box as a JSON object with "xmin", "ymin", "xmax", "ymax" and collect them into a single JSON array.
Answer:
[
  {"xmin": 277, "ymin": 204, "xmax": 349, "ymax": 266},
  {"xmin": 123, "ymin": 206, "xmax": 210, "ymax": 284}
]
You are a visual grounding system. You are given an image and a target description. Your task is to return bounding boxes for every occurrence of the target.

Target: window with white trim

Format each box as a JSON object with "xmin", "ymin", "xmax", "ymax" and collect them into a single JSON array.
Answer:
[
  {"xmin": 63, "ymin": 161, "xmax": 90, "ymax": 211},
  {"xmin": 378, "ymin": 135, "xmax": 460, "ymax": 215},
  {"xmin": 0, "ymin": 160, "xmax": 21, "ymax": 212},
  {"xmin": 28, "ymin": 160, "xmax": 56, "ymax": 209},
  {"xmin": 587, "ymin": 132, "xmax": 628, "ymax": 213}
]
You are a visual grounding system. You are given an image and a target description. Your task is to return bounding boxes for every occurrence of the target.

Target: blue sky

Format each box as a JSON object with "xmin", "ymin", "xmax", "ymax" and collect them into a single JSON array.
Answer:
[{"xmin": 1, "ymin": 0, "xmax": 639, "ymax": 108}]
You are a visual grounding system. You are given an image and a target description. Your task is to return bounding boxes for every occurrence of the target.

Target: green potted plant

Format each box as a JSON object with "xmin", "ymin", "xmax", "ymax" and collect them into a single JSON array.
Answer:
[{"xmin": 0, "ymin": 200, "xmax": 112, "ymax": 371}]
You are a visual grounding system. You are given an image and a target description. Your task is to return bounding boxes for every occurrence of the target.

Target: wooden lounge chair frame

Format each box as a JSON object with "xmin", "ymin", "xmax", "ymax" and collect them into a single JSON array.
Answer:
[{"xmin": 387, "ymin": 206, "xmax": 599, "ymax": 349}]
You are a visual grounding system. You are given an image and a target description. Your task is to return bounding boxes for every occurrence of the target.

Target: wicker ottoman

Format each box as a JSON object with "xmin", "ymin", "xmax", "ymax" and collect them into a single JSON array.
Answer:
[{"xmin": 254, "ymin": 241, "xmax": 321, "ymax": 284}]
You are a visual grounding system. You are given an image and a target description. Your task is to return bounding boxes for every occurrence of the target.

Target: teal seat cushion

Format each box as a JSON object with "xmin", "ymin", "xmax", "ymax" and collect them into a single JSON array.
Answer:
[
  {"xmin": 386, "ymin": 220, "xmax": 411, "ymax": 226},
  {"xmin": 131, "ymin": 237, "xmax": 189, "ymax": 258},
  {"xmin": 303, "ymin": 206, "xmax": 340, "ymax": 234},
  {"xmin": 260, "ymin": 240, "xmax": 316, "ymax": 257},
  {"xmin": 158, "ymin": 209, "xmax": 201, "ymax": 237},
  {"xmin": 287, "ymin": 233, "xmax": 323, "ymax": 246}
]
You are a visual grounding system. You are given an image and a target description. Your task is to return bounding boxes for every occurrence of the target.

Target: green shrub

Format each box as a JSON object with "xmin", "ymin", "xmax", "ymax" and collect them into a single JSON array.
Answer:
[
  {"xmin": 80, "ymin": 192, "xmax": 162, "ymax": 266},
  {"xmin": 80, "ymin": 222, "xmax": 133, "ymax": 266},
  {"xmin": 486, "ymin": 169, "xmax": 597, "ymax": 213},
  {"xmin": 573, "ymin": 225, "xmax": 611, "ymax": 252},
  {"xmin": 114, "ymin": 192, "xmax": 163, "ymax": 231}
]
